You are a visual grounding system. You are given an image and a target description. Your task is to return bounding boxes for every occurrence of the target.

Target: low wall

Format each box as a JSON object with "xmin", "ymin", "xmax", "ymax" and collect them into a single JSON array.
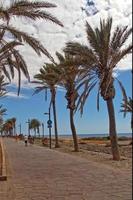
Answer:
[
  {"xmin": 0, "ymin": 143, "xmax": 2, "ymax": 175},
  {"xmin": 0, "ymin": 138, "xmax": 7, "ymax": 181}
]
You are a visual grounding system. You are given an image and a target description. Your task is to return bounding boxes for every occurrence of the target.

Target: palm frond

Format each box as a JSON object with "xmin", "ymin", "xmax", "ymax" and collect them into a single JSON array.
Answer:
[
  {"xmin": 116, "ymin": 78, "xmax": 127, "ymax": 105},
  {"xmin": 56, "ymin": 52, "xmax": 65, "ymax": 63},
  {"xmin": 33, "ymin": 86, "xmax": 48, "ymax": 96},
  {"xmin": 1, "ymin": 1, "xmax": 63, "ymax": 27},
  {"xmin": 0, "ymin": 40, "xmax": 22, "ymax": 62},
  {"xmin": 120, "ymin": 97, "xmax": 133, "ymax": 118},
  {"xmin": 0, "ymin": 25, "xmax": 54, "ymax": 60},
  {"xmin": 111, "ymin": 26, "xmax": 132, "ymax": 51},
  {"xmin": 77, "ymin": 81, "xmax": 97, "ymax": 115},
  {"xmin": 0, "ymin": 105, "xmax": 7, "ymax": 116},
  {"xmin": 64, "ymin": 42, "xmax": 97, "ymax": 65},
  {"xmin": 9, "ymin": 1, "xmax": 57, "ymax": 9},
  {"xmin": 0, "ymin": 75, "xmax": 8, "ymax": 98}
]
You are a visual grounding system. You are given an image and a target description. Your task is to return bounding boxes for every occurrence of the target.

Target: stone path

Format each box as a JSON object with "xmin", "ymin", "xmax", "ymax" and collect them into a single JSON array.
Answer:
[{"xmin": 0, "ymin": 138, "xmax": 132, "ymax": 200}]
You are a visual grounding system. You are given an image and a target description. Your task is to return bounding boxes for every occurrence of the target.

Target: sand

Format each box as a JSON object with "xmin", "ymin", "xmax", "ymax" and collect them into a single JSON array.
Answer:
[{"xmin": 33, "ymin": 137, "xmax": 132, "ymax": 172}]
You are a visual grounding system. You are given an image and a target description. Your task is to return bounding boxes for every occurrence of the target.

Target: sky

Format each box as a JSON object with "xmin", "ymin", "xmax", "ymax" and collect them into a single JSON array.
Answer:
[
  {"xmin": 1, "ymin": 70, "xmax": 132, "ymax": 135},
  {"xmin": 0, "ymin": 0, "xmax": 132, "ymax": 136}
]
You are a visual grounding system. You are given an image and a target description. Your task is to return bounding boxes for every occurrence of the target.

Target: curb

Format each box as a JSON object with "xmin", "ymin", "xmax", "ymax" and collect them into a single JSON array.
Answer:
[{"xmin": 0, "ymin": 138, "xmax": 7, "ymax": 181}]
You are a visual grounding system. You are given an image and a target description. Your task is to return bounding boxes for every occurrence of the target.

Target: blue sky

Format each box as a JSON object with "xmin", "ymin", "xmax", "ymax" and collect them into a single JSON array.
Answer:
[
  {"xmin": 0, "ymin": 0, "xmax": 132, "ymax": 137},
  {"xmin": 1, "ymin": 70, "xmax": 132, "ymax": 136}
]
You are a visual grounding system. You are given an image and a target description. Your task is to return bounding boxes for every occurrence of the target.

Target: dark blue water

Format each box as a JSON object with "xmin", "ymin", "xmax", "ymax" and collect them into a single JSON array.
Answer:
[
  {"xmin": 58, "ymin": 133, "xmax": 132, "ymax": 138},
  {"xmin": 31, "ymin": 133, "xmax": 132, "ymax": 138}
]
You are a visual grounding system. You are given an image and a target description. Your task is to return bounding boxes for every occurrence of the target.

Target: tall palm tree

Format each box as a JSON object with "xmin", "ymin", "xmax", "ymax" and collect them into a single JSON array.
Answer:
[
  {"xmin": 29, "ymin": 119, "xmax": 41, "ymax": 137},
  {"xmin": 33, "ymin": 64, "xmax": 61, "ymax": 148},
  {"xmin": 65, "ymin": 17, "xmax": 132, "ymax": 160},
  {"xmin": 120, "ymin": 97, "xmax": 133, "ymax": 131},
  {"xmin": 0, "ymin": 0, "xmax": 63, "ymax": 93},
  {"xmin": 55, "ymin": 52, "xmax": 93, "ymax": 152}
]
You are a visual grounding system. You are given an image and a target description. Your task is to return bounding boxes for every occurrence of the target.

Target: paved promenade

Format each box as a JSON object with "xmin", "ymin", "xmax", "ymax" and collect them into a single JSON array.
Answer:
[{"xmin": 0, "ymin": 138, "xmax": 132, "ymax": 200}]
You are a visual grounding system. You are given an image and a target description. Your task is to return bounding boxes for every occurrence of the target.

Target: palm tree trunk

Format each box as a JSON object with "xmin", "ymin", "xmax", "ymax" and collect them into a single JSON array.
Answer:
[
  {"xmin": 131, "ymin": 112, "xmax": 133, "ymax": 132},
  {"xmin": 130, "ymin": 113, "xmax": 133, "ymax": 145},
  {"xmin": 34, "ymin": 129, "xmax": 36, "ymax": 138},
  {"xmin": 37, "ymin": 127, "xmax": 40, "ymax": 138},
  {"xmin": 106, "ymin": 98, "xmax": 120, "ymax": 161},
  {"xmin": 70, "ymin": 108, "xmax": 79, "ymax": 152},
  {"xmin": 14, "ymin": 125, "xmax": 16, "ymax": 135},
  {"xmin": 52, "ymin": 97, "xmax": 59, "ymax": 148}
]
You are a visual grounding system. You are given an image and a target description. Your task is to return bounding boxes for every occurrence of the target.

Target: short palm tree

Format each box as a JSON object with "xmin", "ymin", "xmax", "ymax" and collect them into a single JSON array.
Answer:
[
  {"xmin": 120, "ymin": 97, "xmax": 133, "ymax": 131},
  {"xmin": 33, "ymin": 64, "xmax": 61, "ymax": 148},
  {"xmin": 29, "ymin": 119, "xmax": 41, "ymax": 137},
  {"xmin": 4, "ymin": 117, "xmax": 17, "ymax": 136},
  {"xmin": 3, "ymin": 119, "xmax": 14, "ymax": 136},
  {"xmin": 0, "ymin": 0, "xmax": 63, "ymax": 93},
  {"xmin": 1, "ymin": 122, "xmax": 10, "ymax": 136},
  {"xmin": 65, "ymin": 17, "xmax": 132, "ymax": 160}
]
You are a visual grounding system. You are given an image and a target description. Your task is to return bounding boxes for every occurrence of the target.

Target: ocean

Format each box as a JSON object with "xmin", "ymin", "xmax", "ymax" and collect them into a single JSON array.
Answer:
[
  {"xmin": 27, "ymin": 133, "xmax": 132, "ymax": 138},
  {"xmin": 51, "ymin": 133, "xmax": 132, "ymax": 138}
]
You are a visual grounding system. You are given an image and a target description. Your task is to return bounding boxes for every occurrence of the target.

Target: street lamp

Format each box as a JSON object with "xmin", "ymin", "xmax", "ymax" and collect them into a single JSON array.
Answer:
[
  {"xmin": 44, "ymin": 105, "xmax": 52, "ymax": 149},
  {"xmin": 42, "ymin": 123, "xmax": 44, "ymax": 138},
  {"xmin": 18, "ymin": 123, "xmax": 21, "ymax": 135},
  {"xmin": 26, "ymin": 119, "xmax": 30, "ymax": 136}
]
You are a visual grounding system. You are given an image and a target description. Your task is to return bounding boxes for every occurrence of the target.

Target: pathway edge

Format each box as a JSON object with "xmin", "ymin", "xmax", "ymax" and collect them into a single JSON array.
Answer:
[{"xmin": 0, "ymin": 137, "xmax": 7, "ymax": 181}]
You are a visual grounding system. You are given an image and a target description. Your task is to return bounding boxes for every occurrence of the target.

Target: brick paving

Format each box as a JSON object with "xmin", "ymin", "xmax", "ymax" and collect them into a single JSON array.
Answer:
[{"xmin": 0, "ymin": 138, "xmax": 132, "ymax": 200}]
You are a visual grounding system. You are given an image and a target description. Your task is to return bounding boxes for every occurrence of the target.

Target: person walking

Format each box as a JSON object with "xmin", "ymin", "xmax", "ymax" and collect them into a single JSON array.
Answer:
[
  {"xmin": 24, "ymin": 135, "xmax": 28, "ymax": 146},
  {"xmin": 15, "ymin": 134, "xmax": 18, "ymax": 142},
  {"xmin": 28, "ymin": 135, "xmax": 34, "ymax": 145}
]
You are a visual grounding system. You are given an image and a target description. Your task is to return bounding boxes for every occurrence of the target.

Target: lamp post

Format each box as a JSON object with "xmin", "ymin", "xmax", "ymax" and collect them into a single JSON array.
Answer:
[
  {"xmin": 42, "ymin": 123, "xmax": 44, "ymax": 138},
  {"xmin": 18, "ymin": 123, "xmax": 21, "ymax": 135},
  {"xmin": 26, "ymin": 119, "xmax": 30, "ymax": 136},
  {"xmin": 44, "ymin": 106, "xmax": 52, "ymax": 149}
]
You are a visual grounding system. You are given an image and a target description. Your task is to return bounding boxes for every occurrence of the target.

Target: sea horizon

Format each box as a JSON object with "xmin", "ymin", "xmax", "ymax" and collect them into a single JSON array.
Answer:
[
  {"xmin": 59, "ymin": 133, "xmax": 132, "ymax": 138},
  {"xmin": 38, "ymin": 132, "xmax": 132, "ymax": 138}
]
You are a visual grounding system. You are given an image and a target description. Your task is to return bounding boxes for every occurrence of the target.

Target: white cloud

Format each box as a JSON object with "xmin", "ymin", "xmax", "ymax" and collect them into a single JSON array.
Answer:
[
  {"xmin": 5, "ymin": 92, "xmax": 29, "ymax": 99},
  {"xmin": 2, "ymin": 0, "xmax": 132, "ymax": 87}
]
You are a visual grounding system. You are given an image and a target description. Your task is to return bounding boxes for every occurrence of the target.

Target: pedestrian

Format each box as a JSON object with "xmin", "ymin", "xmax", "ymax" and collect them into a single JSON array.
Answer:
[
  {"xmin": 15, "ymin": 134, "xmax": 18, "ymax": 142},
  {"xmin": 24, "ymin": 135, "xmax": 28, "ymax": 146},
  {"xmin": 28, "ymin": 135, "xmax": 33, "ymax": 145}
]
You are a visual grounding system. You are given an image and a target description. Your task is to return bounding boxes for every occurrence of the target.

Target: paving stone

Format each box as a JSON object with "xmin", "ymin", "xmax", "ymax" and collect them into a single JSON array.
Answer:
[{"xmin": 0, "ymin": 138, "xmax": 132, "ymax": 200}]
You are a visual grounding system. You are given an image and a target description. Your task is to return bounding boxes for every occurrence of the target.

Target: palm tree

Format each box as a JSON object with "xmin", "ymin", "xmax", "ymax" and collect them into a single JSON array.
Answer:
[
  {"xmin": 55, "ymin": 52, "xmax": 92, "ymax": 152},
  {"xmin": 29, "ymin": 119, "xmax": 41, "ymax": 137},
  {"xmin": 120, "ymin": 97, "xmax": 133, "ymax": 131},
  {"xmin": 33, "ymin": 64, "xmax": 61, "ymax": 148},
  {"xmin": 3, "ymin": 119, "xmax": 13, "ymax": 136},
  {"xmin": 0, "ymin": 105, "xmax": 7, "ymax": 117},
  {"xmin": 1, "ymin": 122, "xmax": 10, "ymax": 136},
  {"xmin": 65, "ymin": 17, "xmax": 132, "ymax": 160},
  {"xmin": 0, "ymin": 0, "xmax": 63, "ymax": 93}
]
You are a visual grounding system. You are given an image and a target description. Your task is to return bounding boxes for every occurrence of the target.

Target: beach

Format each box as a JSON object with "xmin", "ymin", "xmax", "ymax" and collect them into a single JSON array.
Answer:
[
  {"xmin": 34, "ymin": 135, "xmax": 132, "ymax": 172},
  {"xmin": 1, "ymin": 138, "xmax": 132, "ymax": 200}
]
